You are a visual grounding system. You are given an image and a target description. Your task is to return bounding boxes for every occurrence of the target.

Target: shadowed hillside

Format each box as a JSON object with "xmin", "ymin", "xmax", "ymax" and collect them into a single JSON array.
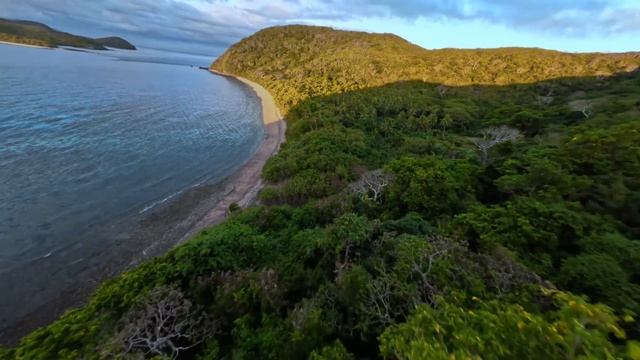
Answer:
[{"xmin": 95, "ymin": 37, "xmax": 137, "ymax": 50}]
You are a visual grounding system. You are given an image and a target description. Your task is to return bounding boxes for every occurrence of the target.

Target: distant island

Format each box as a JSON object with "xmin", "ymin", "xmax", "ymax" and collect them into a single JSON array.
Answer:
[
  {"xmin": 0, "ymin": 18, "xmax": 136, "ymax": 50},
  {"xmin": 93, "ymin": 36, "xmax": 136, "ymax": 50}
]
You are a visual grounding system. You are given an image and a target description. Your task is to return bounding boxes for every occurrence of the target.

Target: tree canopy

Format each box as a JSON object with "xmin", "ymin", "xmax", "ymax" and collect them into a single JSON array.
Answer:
[{"xmin": 5, "ymin": 25, "xmax": 640, "ymax": 359}]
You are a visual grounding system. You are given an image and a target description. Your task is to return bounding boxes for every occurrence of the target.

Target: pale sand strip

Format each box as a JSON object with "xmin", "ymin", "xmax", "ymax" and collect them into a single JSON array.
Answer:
[
  {"xmin": 0, "ymin": 40, "xmax": 53, "ymax": 49},
  {"xmin": 179, "ymin": 70, "xmax": 286, "ymax": 240}
]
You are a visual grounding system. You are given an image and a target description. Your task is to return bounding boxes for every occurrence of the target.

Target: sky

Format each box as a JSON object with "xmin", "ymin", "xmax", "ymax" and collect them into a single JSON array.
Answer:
[{"xmin": 1, "ymin": 0, "xmax": 639, "ymax": 57}]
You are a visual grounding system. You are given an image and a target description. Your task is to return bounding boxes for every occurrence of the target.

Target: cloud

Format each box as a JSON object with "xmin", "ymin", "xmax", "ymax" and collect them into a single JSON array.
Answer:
[
  {"xmin": 0, "ymin": 0, "xmax": 638, "ymax": 55},
  {"xmin": 0, "ymin": 0, "xmax": 267, "ymax": 56},
  {"xmin": 266, "ymin": 0, "xmax": 639, "ymax": 36},
  {"xmin": 600, "ymin": 7, "xmax": 640, "ymax": 33}
]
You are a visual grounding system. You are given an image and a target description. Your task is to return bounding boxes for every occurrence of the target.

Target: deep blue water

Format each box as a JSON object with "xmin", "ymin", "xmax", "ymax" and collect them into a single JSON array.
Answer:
[{"xmin": 0, "ymin": 45, "xmax": 263, "ymax": 326}]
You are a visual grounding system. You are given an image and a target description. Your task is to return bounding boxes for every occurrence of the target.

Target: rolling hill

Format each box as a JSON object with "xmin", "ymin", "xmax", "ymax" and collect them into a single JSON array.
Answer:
[
  {"xmin": 94, "ymin": 37, "xmax": 137, "ymax": 50},
  {"xmin": 0, "ymin": 18, "xmax": 136, "ymax": 50},
  {"xmin": 213, "ymin": 25, "xmax": 640, "ymax": 112}
]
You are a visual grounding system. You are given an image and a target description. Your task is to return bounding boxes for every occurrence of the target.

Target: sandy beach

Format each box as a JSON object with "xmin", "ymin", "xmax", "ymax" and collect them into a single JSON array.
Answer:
[
  {"xmin": 181, "ymin": 70, "xmax": 286, "ymax": 238},
  {"xmin": 0, "ymin": 40, "xmax": 52, "ymax": 49},
  {"xmin": 0, "ymin": 70, "xmax": 285, "ymax": 345}
]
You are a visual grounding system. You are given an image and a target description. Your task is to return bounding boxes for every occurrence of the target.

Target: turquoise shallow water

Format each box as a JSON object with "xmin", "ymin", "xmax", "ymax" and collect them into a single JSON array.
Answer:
[{"xmin": 0, "ymin": 45, "xmax": 263, "ymax": 327}]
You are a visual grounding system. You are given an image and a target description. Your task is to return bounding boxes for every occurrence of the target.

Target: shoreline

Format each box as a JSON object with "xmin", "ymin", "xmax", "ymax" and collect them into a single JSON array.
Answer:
[
  {"xmin": 0, "ymin": 70, "xmax": 285, "ymax": 345},
  {"xmin": 180, "ymin": 70, "xmax": 285, "ymax": 237},
  {"xmin": 0, "ymin": 40, "xmax": 53, "ymax": 49}
]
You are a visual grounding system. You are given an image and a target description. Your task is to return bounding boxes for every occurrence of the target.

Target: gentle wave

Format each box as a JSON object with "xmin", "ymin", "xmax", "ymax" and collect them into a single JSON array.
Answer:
[
  {"xmin": 0, "ymin": 44, "xmax": 264, "ymax": 327},
  {"xmin": 139, "ymin": 190, "xmax": 183, "ymax": 214}
]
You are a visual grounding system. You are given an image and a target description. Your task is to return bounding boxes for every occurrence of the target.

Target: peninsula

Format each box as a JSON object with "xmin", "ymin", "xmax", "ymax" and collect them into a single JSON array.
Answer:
[{"xmin": 0, "ymin": 18, "xmax": 136, "ymax": 50}]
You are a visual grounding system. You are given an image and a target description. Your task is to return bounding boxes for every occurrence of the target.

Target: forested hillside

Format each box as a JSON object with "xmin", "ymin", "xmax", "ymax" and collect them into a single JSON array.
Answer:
[
  {"xmin": 5, "ymin": 25, "xmax": 640, "ymax": 359},
  {"xmin": 213, "ymin": 25, "xmax": 640, "ymax": 112},
  {"xmin": 0, "ymin": 18, "xmax": 135, "ymax": 50}
]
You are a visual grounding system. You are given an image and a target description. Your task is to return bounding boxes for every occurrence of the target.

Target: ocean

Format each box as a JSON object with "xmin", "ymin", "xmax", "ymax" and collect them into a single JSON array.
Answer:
[{"xmin": 0, "ymin": 44, "xmax": 263, "ymax": 329}]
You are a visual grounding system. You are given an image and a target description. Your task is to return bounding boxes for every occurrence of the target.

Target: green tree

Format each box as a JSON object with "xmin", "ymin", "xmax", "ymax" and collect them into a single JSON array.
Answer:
[
  {"xmin": 380, "ymin": 290, "xmax": 627, "ymax": 360},
  {"xmin": 558, "ymin": 254, "xmax": 640, "ymax": 312},
  {"xmin": 309, "ymin": 341, "xmax": 355, "ymax": 360},
  {"xmin": 387, "ymin": 156, "xmax": 478, "ymax": 219}
]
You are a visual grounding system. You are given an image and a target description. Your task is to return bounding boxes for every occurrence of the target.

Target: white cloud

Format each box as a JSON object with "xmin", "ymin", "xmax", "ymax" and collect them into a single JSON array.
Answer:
[{"xmin": 1, "ymin": 0, "xmax": 638, "ymax": 55}]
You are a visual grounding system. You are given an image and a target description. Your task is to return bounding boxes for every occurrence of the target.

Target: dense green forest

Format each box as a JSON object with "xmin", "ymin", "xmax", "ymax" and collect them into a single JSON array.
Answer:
[
  {"xmin": 4, "ymin": 25, "xmax": 640, "ymax": 359},
  {"xmin": 213, "ymin": 25, "xmax": 640, "ymax": 113},
  {"xmin": 0, "ymin": 18, "xmax": 135, "ymax": 50}
]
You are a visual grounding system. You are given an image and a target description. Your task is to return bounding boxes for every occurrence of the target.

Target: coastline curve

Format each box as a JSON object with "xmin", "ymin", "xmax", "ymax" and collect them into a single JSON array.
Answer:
[
  {"xmin": 0, "ymin": 69, "xmax": 285, "ymax": 345},
  {"xmin": 180, "ymin": 70, "xmax": 286, "ymax": 239}
]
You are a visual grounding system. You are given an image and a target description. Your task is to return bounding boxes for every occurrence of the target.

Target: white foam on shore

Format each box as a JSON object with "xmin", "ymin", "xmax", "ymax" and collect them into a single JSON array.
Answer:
[{"xmin": 139, "ymin": 190, "xmax": 182, "ymax": 214}]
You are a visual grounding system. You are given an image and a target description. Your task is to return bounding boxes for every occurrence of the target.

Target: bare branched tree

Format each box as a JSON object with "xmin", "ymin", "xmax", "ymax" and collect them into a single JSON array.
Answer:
[
  {"xmin": 535, "ymin": 84, "xmax": 555, "ymax": 106},
  {"xmin": 475, "ymin": 250, "xmax": 542, "ymax": 297},
  {"xmin": 256, "ymin": 268, "xmax": 283, "ymax": 309},
  {"xmin": 290, "ymin": 299, "xmax": 314, "ymax": 331},
  {"xmin": 536, "ymin": 84, "xmax": 554, "ymax": 97},
  {"xmin": 436, "ymin": 84, "xmax": 448, "ymax": 98},
  {"xmin": 473, "ymin": 125, "xmax": 522, "ymax": 164},
  {"xmin": 405, "ymin": 237, "xmax": 461, "ymax": 307},
  {"xmin": 348, "ymin": 169, "xmax": 394, "ymax": 203},
  {"xmin": 536, "ymin": 94, "xmax": 554, "ymax": 106},
  {"xmin": 115, "ymin": 285, "xmax": 215, "ymax": 359},
  {"xmin": 289, "ymin": 297, "xmax": 339, "ymax": 333},
  {"xmin": 581, "ymin": 103, "xmax": 594, "ymax": 119},
  {"xmin": 334, "ymin": 241, "xmax": 354, "ymax": 279},
  {"xmin": 359, "ymin": 271, "xmax": 405, "ymax": 328}
]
